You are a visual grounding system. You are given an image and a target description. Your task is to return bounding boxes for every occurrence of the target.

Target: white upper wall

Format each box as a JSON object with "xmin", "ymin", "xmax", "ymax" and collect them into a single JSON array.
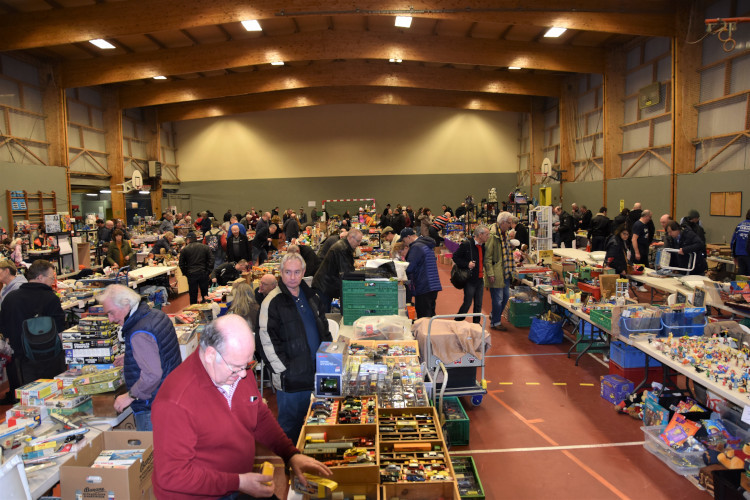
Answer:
[{"xmin": 174, "ymin": 103, "xmax": 520, "ymax": 182}]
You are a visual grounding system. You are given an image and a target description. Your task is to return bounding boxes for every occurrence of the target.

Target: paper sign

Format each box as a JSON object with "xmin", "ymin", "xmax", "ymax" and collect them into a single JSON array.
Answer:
[
  {"xmin": 741, "ymin": 405, "xmax": 750, "ymax": 425},
  {"xmin": 619, "ymin": 199, "xmax": 625, "ymax": 212},
  {"xmin": 308, "ymin": 201, "xmax": 317, "ymax": 207}
]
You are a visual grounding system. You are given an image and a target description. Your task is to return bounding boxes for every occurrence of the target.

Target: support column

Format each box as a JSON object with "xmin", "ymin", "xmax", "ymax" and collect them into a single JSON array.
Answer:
[
  {"xmin": 672, "ymin": 2, "xmax": 702, "ymax": 217},
  {"xmin": 103, "ymin": 88, "xmax": 125, "ymax": 221},
  {"xmin": 529, "ymin": 97, "xmax": 546, "ymax": 199},
  {"xmin": 604, "ymin": 46, "xmax": 626, "ymax": 209},
  {"xmin": 41, "ymin": 64, "xmax": 70, "ymax": 211},
  {"xmin": 558, "ymin": 77, "xmax": 577, "ymax": 204},
  {"xmin": 144, "ymin": 108, "xmax": 163, "ymax": 217}
]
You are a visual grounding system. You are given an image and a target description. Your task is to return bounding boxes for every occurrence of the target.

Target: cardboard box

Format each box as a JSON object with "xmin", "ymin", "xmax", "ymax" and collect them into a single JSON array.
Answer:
[
  {"xmin": 550, "ymin": 261, "xmax": 575, "ymax": 281},
  {"xmin": 316, "ymin": 342, "xmax": 348, "ymax": 374},
  {"xmin": 61, "ymin": 431, "xmax": 154, "ymax": 500},
  {"xmin": 600, "ymin": 374, "xmax": 634, "ymax": 404}
]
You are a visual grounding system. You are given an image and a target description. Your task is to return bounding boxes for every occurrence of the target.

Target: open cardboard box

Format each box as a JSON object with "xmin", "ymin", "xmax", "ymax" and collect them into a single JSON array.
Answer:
[{"xmin": 61, "ymin": 431, "xmax": 154, "ymax": 500}]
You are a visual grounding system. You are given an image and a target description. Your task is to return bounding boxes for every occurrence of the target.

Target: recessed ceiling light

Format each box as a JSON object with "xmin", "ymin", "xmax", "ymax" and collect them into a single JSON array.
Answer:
[
  {"xmin": 153, "ymin": 75, "xmax": 167, "ymax": 80},
  {"xmin": 270, "ymin": 61, "xmax": 285, "ymax": 66},
  {"xmin": 86, "ymin": 193, "xmax": 98, "ymax": 197},
  {"xmin": 241, "ymin": 19, "xmax": 262, "ymax": 32},
  {"xmin": 99, "ymin": 189, "xmax": 111, "ymax": 194},
  {"xmin": 89, "ymin": 39, "xmax": 115, "ymax": 49},
  {"xmin": 395, "ymin": 16, "xmax": 412, "ymax": 28},
  {"xmin": 389, "ymin": 58, "xmax": 403, "ymax": 63},
  {"xmin": 544, "ymin": 27, "xmax": 567, "ymax": 38},
  {"xmin": 508, "ymin": 66, "xmax": 521, "ymax": 70}
]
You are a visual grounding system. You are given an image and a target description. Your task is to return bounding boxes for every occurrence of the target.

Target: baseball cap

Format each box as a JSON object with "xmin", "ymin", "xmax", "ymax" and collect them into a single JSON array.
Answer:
[
  {"xmin": 382, "ymin": 226, "xmax": 394, "ymax": 236},
  {"xmin": 400, "ymin": 228, "xmax": 415, "ymax": 239},
  {"xmin": 687, "ymin": 209, "xmax": 700, "ymax": 220},
  {"xmin": 186, "ymin": 231, "xmax": 198, "ymax": 241}
]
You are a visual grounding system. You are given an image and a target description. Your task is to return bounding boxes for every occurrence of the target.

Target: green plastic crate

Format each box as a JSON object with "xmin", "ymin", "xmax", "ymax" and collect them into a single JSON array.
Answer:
[
  {"xmin": 441, "ymin": 396, "xmax": 469, "ymax": 446},
  {"xmin": 590, "ymin": 309, "xmax": 612, "ymax": 330},
  {"xmin": 451, "ymin": 455, "xmax": 485, "ymax": 499},
  {"xmin": 342, "ymin": 305, "xmax": 399, "ymax": 325},
  {"xmin": 508, "ymin": 300, "xmax": 545, "ymax": 316},
  {"xmin": 342, "ymin": 280, "xmax": 398, "ymax": 294}
]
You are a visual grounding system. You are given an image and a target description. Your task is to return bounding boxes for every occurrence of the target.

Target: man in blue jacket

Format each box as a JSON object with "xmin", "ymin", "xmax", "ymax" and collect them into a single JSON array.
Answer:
[
  {"xmin": 98, "ymin": 284, "xmax": 182, "ymax": 431},
  {"xmin": 731, "ymin": 209, "xmax": 750, "ymax": 275},
  {"xmin": 401, "ymin": 228, "xmax": 442, "ymax": 318}
]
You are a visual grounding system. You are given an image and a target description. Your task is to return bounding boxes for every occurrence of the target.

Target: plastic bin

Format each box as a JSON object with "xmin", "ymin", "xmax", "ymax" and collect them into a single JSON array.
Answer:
[
  {"xmin": 451, "ymin": 455, "xmax": 485, "ymax": 499},
  {"xmin": 508, "ymin": 300, "xmax": 545, "ymax": 328},
  {"xmin": 641, "ymin": 425, "xmax": 705, "ymax": 476},
  {"xmin": 609, "ymin": 341, "xmax": 661, "ymax": 368},
  {"xmin": 609, "ymin": 360, "xmax": 663, "ymax": 386},
  {"xmin": 590, "ymin": 309, "xmax": 612, "ymax": 330},
  {"xmin": 619, "ymin": 310, "xmax": 663, "ymax": 338},
  {"xmin": 442, "ymin": 396, "xmax": 469, "ymax": 446},
  {"xmin": 660, "ymin": 309, "xmax": 707, "ymax": 337}
]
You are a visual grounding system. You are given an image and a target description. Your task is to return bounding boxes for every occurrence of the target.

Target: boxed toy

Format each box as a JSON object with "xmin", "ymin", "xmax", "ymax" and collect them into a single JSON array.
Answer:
[
  {"xmin": 316, "ymin": 342, "xmax": 348, "ymax": 374},
  {"xmin": 600, "ymin": 374, "xmax": 634, "ymax": 404}
]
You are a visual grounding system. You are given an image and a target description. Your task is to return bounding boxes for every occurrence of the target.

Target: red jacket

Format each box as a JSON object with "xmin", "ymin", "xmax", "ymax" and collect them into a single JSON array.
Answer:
[{"xmin": 152, "ymin": 351, "xmax": 299, "ymax": 499}]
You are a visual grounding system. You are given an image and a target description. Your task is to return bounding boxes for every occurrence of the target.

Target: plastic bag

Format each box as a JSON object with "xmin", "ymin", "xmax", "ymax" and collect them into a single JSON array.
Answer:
[{"xmin": 528, "ymin": 316, "xmax": 564, "ymax": 344}]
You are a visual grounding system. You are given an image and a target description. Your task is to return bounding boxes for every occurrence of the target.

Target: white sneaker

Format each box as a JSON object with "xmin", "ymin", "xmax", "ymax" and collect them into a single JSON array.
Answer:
[{"xmin": 637, "ymin": 286, "xmax": 648, "ymax": 292}]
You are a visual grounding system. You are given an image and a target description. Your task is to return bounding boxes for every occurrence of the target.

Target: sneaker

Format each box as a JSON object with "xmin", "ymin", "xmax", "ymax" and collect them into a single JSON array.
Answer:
[
  {"xmin": 637, "ymin": 286, "xmax": 648, "ymax": 292},
  {"xmin": 491, "ymin": 324, "xmax": 507, "ymax": 332}
]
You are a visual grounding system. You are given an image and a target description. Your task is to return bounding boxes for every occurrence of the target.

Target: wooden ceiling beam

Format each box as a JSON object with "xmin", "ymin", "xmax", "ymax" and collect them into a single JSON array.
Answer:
[
  {"xmin": 62, "ymin": 30, "xmax": 603, "ymax": 88},
  {"xmin": 119, "ymin": 61, "xmax": 563, "ymax": 108},
  {"xmin": 155, "ymin": 86, "xmax": 533, "ymax": 123},
  {"xmin": 0, "ymin": 0, "xmax": 676, "ymax": 51}
]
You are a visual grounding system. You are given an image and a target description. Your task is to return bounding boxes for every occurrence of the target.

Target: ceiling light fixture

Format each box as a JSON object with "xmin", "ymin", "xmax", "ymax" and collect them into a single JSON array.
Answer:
[
  {"xmin": 544, "ymin": 27, "xmax": 567, "ymax": 38},
  {"xmin": 270, "ymin": 61, "xmax": 285, "ymax": 66},
  {"xmin": 99, "ymin": 189, "xmax": 111, "ymax": 194},
  {"xmin": 89, "ymin": 39, "xmax": 115, "ymax": 49},
  {"xmin": 153, "ymin": 76, "xmax": 167, "ymax": 80},
  {"xmin": 389, "ymin": 58, "xmax": 403, "ymax": 63},
  {"xmin": 138, "ymin": 190, "xmax": 151, "ymax": 195},
  {"xmin": 86, "ymin": 193, "xmax": 98, "ymax": 197},
  {"xmin": 395, "ymin": 16, "xmax": 412, "ymax": 28},
  {"xmin": 508, "ymin": 66, "xmax": 521, "ymax": 70},
  {"xmin": 241, "ymin": 19, "xmax": 262, "ymax": 32}
]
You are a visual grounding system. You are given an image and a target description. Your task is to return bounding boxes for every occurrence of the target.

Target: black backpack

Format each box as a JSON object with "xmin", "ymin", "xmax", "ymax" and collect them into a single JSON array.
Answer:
[{"xmin": 22, "ymin": 315, "xmax": 62, "ymax": 361}]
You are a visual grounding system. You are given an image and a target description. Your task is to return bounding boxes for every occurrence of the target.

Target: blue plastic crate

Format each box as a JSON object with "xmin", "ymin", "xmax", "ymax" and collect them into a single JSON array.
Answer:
[
  {"xmin": 619, "ymin": 313, "xmax": 663, "ymax": 338},
  {"xmin": 609, "ymin": 341, "xmax": 661, "ymax": 368},
  {"xmin": 660, "ymin": 310, "xmax": 707, "ymax": 337}
]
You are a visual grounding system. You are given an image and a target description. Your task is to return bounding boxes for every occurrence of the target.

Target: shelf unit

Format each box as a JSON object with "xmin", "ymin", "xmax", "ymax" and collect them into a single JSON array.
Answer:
[
  {"xmin": 6, "ymin": 190, "xmax": 58, "ymax": 231},
  {"xmin": 529, "ymin": 205, "xmax": 553, "ymax": 262}
]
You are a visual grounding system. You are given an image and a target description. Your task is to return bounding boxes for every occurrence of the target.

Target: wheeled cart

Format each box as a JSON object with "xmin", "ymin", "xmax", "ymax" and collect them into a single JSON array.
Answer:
[{"xmin": 415, "ymin": 313, "xmax": 489, "ymax": 408}]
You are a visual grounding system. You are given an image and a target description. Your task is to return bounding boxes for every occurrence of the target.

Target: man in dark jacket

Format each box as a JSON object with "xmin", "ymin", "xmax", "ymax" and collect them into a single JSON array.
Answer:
[
  {"xmin": 211, "ymin": 259, "xmax": 249, "ymax": 286},
  {"xmin": 580, "ymin": 205, "xmax": 593, "ymax": 232},
  {"xmin": 555, "ymin": 206, "xmax": 576, "ymax": 248},
  {"xmin": 98, "ymin": 284, "xmax": 181, "ymax": 431},
  {"xmin": 628, "ymin": 202, "xmax": 643, "ymax": 230},
  {"xmin": 665, "ymin": 221, "xmax": 707, "ymax": 275},
  {"xmin": 257, "ymin": 253, "xmax": 332, "ymax": 443},
  {"xmin": 283, "ymin": 213, "xmax": 301, "ymax": 242},
  {"xmin": 401, "ymin": 228, "xmax": 442, "ymax": 318},
  {"xmin": 452, "ymin": 225, "xmax": 490, "ymax": 323},
  {"xmin": 251, "ymin": 223, "xmax": 277, "ymax": 265},
  {"xmin": 287, "ymin": 242, "xmax": 321, "ymax": 277},
  {"xmin": 0, "ymin": 260, "xmax": 65, "ymax": 404},
  {"xmin": 390, "ymin": 209, "xmax": 406, "ymax": 236},
  {"xmin": 148, "ymin": 231, "xmax": 175, "ymax": 260},
  {"xmin": 681, "ymin": 209, "xmax": 707, "ymax": 245},
  {"xmin": 179, "ymin": 232, "xmax": 215, "ymax": 304},
  {"xmin": 588, "ymin": 207, "xmax": 612, "ymax": 252},
  {"xmin": 510, "ymin": 217, "xmax": 529, "ymax": 246},
  {"xmin": 312, "ymin": 229, "xmax": 362, "ymax": 312},
  {"xmin": 317, "ymin": 228, "xmax": 345, "ymax": 259},
  {"xmin": 227, "ymin": 223, "xmax": 251, "ymax": 264},
  {"xmin": 631, "ymin": 210, "xmax": 652, "ymax": 266},
  {"xmin": 731, "ymin": 209, "xmax": 750, "ymax": 275}
]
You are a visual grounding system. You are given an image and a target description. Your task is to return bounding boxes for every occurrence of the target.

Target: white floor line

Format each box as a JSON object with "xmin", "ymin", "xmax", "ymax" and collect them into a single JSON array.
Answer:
[
  {"xmin": 457, "ymin": 441, "xmax": 645, "ymax": 454},
  {"xmin": 485, "ymin": 352, "xmax": 569, "ymax": 358}
]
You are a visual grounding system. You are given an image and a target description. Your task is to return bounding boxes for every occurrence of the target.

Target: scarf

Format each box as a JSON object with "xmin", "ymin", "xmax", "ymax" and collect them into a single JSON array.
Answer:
[{"xmin": 498, "ymin": 227, "xmax": 516, "ymax": 281}]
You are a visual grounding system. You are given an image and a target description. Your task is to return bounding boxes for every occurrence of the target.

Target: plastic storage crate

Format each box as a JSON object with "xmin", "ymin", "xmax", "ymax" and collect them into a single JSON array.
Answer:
[
  {"xmin": 641, "ymin": 425, "xmax": 705, "ymax": 476},
  {"xmin": 342, "ymin": 280, "xmax": 398, "ymax": 325},
  {"xmin": 441, "ymin": 396, "xmax": 470, "ymax": 446},
  {"xmin": 589, "ymin": 309, "xmax": 612, "ymax": 330},
  {"xmin": 609, "ymin": 341, "xmax": 661, "ymax": 368},
  {"xmin": 619, "ymin": 309, "xmax": 663, "ymax": 338},
  {"xmin": 451, "ymin": 455, "xmax": 485, "ymax": 499},
  {"xmin": 508, "ymin": 300, "xmax": 545, "ymax": 327},
  {"xmin": 575, "ymin": 321, "xmax": 608, "ymax": 352},
  {"xmin": 660, "ymin": 309, "xmax": 707, "ymax": 337}
]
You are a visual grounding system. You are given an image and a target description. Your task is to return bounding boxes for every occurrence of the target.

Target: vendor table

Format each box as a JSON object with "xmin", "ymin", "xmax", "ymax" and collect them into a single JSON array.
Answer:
[
  {"xmin": 552, "ymin": 247, "xmax": 602, "ymax": 265},
  {"xmin": 127, "ymin": 265, "xmax": 177, "ymax": 288}
]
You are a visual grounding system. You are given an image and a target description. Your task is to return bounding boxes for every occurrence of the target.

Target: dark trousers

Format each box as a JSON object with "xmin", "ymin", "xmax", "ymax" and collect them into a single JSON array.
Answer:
[
  {"xmin": 415, "ymin": 291, "xmax": 438, "ymax": 318},
  {"xmin": 457, "ymin": 278, "xmax": 484, "ymax": 323},
  {"xmin": 635, "ymin": 245, "xmax": 649, "ymax": 266},
  {"xmin": 591, "ymin": 236, "xmax": 607, "ymax": 252},
  {"xmin": 3, "ymin": 357, "xmax": 21, "ymax": 402},
  {"xmin": 737, "ymin": 255, "xmax": 750, "ymax": 276},
  {"xmin": 188, "ymin": 273, "xmax": 209, "ymax": 304}
]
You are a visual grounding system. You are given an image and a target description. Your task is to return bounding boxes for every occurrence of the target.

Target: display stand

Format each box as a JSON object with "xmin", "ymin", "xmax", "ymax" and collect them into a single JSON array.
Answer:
[
  {"xmin": 6, "ymin": 190, "xmax": 57, "ymax": 231},
  {"xmin": 529, "ymin": 206, "xmax": 553, "ymax": 262}
]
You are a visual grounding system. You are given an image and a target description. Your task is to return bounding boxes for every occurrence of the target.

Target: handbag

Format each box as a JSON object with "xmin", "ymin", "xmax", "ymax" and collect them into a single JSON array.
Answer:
[{"xmin": 450, "ymin": 264, "xmax": 471, "ymax": 289}]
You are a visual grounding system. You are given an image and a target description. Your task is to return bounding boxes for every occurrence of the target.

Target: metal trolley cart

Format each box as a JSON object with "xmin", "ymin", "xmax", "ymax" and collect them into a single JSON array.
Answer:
[{"xmin": 417, "ymin": 313, "xmax": 489, "ymax": 408}]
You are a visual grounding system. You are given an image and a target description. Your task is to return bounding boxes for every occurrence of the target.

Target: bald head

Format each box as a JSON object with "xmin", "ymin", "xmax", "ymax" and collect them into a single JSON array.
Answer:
[
  {"xmin": 199, "ymin": 314, "xmax": 255, "ymax": 386},
  {"xmin": 259, "ymin": 274, "xmax": 278, "ymax": 295},
  {"xmin": 633, "ymin": 202, "xmax": 642, "ymax": 210},
  {"xmin": 659, "ymin": 214, "xmax": 672, "ymax": 230}
]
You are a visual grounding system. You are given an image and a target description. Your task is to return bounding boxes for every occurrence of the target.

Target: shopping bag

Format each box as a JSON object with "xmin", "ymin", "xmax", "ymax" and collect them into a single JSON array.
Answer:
[{"xmin": 528, "ymin": 315, "xmax": 564, "ymax": 344}]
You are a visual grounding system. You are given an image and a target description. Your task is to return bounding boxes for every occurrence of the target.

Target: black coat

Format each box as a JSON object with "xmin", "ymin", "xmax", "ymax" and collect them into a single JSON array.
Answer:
[
  {"xmin": 668, "ymin": 228, "xmax": 707, "ymax": 275},
  {"xmin": 558, "ymin": 211, "xmax": 576, "ymax": 246},
  {"xmin": 0, "ymin": 282, "xmax": 65, "ymax": 357},
  {"xmin": 605, "ymin": 235, "xmax": 633, "ymax": 276},
  {"xmin": 580, "ymin": 210, "xmax": 593, "ymax": 231},
  {"xmin": 226, "ymin": 233, "xmax": 251, "ymax": 262},
  {"xmin": 317, "ymin": 234, "xmax": 340, "ymax": 259},
  {"xmin": 513, "ymin": 223, "xmax": 529, "ymax": 246},
  {"xmin": 452, "ymin": 237, "xmax": 484, "ymax": 282},
  {"xmin": 298, "ymin": 244, "xmax": 322, "ymax": 277},
  {"xmin": 312, "ymin": 238, "xmax": 355, "ymax": 298},
  {"xmin": 210, "ymin": 262, "xmax": 240, "ymax": 286},
  {"xmin": 589, "ymin": 214, "xmax": 612, "ymax": 239},
  {"xmin": 179, "ymin": 242, "xmax": 214, "ymax": 278}
]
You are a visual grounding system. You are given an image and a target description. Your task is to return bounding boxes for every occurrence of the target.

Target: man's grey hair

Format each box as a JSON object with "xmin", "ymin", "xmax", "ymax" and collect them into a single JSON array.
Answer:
[
  {"xmin": 281, "ymin": 252, "xmax": 306, "ymax": 272},
  {"xmin": 97, "ymin": 284, "xmax": 140, "ymax": 310},
  {"xmin": 199, "ymin": 318, "xmax": 225, "ymax": 351},
  {"xmin": 473, "ymin": 225, "xmax": 489, "ymax": 238},
  {"xmin": 496, "ymin": 211, "xmax": 513, "ymax": 225}
]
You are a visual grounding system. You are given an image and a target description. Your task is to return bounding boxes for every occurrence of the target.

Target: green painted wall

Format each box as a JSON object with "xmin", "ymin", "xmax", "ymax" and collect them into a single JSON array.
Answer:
[
  {"xmin": 605, "ymin": 175, "xmax": 671, "ymax": 221},
  {"xmin": 0, "ymin": 162, "xmax": 69, "ymax": 234},
  {"xmin": 676, "ymin": 170, "xmax": 750, "ymax": 244},
  {"xmin": 176, "ymin": 173, "xmax": 518, "ymax": 218}
]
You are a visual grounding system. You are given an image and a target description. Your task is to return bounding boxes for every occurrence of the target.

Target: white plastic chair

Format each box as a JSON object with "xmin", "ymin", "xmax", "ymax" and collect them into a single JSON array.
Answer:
[{"xmin": 327, "ymin": 318, "xmax": 340, "ymax": 341}]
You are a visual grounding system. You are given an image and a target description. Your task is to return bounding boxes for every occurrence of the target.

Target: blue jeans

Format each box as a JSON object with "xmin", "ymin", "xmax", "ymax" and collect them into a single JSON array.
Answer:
[
  {"xmin": 134, "ymin": 410, "xmax": 152, "ymax": 431},
  {"xmin": 276, "ymin": 389, "xmax": 312, "ymax": 444},
  {"xmin": 489, "ymin": 279, "xmax": 510, "ymax": 327}
]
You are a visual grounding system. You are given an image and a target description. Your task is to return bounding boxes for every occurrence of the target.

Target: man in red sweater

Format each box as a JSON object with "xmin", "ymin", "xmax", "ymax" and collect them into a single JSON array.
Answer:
[{"xmin": 152, "ymin": 314, "xmax": 331, "ymax": 499}]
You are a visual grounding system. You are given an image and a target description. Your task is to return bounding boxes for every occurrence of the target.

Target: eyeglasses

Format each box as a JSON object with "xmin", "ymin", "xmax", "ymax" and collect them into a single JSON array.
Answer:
[{"xmin": 215, "ymin": 350, "xmax": 252, "ymax": 376}]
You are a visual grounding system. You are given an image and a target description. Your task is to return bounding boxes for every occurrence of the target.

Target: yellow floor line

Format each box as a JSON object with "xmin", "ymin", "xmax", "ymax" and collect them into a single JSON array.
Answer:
[
  {"xmin": 526, "ymin": 382, "xmax": 540, "ymax": 385},
  {"xmin": 553, "ymin": 382, "xmax": 567, "ymax": 386},
  {"xmin": 580, "ymin": 383, "xmax": 595, "ymax": 387},
  {"xmin": 498, "ymin": 382, "xmax": 513, "ymax": 385}
]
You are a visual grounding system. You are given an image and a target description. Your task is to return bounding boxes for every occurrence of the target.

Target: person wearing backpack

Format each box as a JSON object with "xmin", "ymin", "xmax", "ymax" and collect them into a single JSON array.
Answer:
[
  {"xmin": 203, "ymin": 220, "xmax": 226, "ymax": 269},
  {"xmin": 0, "ymin": 259, "xmax": 65, "ymax": 404}
]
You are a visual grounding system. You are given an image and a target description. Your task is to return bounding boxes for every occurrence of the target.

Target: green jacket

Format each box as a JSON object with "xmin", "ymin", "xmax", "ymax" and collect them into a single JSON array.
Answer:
[
  {"xmin": 483, "ymin": 223, "xmax": 512, "ymax": 288},
  {"xmin": 106, "ymin": 240, "xmax": 136, "ymax": 268}
]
